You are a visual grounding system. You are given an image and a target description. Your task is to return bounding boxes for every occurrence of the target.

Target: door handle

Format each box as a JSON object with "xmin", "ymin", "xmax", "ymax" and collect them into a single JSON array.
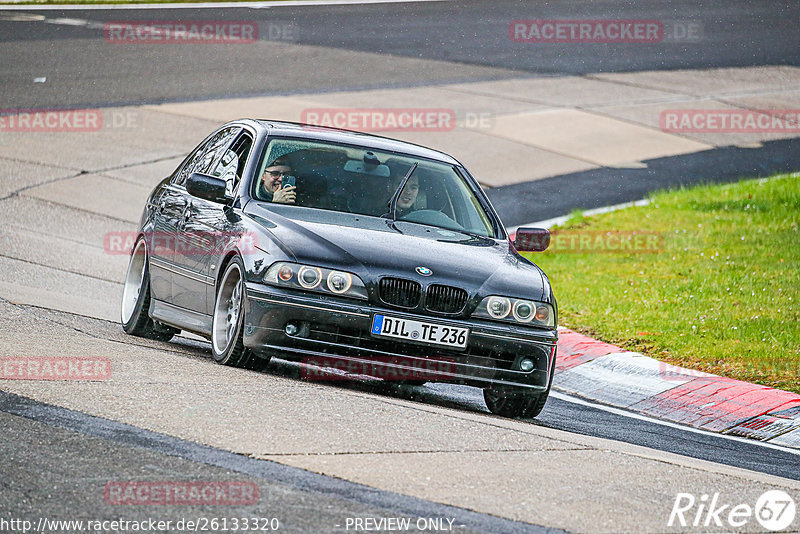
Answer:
[
  {"xmin": 178, "ymin": 202, "xmax": 192, "ymax": 231},
  {"xmin": 182, "ymin": 202, "xmax": 193, "ymax": 220}
]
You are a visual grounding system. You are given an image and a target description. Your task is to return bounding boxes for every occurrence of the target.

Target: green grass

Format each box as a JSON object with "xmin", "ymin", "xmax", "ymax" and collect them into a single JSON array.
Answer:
[{"xmin": 523, "ymin": 173, "xmax": 800, "ymax": 393}]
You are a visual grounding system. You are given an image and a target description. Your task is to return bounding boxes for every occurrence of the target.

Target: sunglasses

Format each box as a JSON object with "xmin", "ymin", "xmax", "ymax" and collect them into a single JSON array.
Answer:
[{"xmin": 264, "ymin": 170, "xmax": 290, "ymax": 179}]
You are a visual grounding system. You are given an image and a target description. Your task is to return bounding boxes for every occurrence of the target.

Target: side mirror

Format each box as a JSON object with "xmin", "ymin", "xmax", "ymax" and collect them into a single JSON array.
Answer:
[
  {"xmin": 186, "ymin": 172, "xmax": 229, "ymax": 204},
  {"xmin": 514, "ymin": 227, "xmax": 550, "ymax": 252}
]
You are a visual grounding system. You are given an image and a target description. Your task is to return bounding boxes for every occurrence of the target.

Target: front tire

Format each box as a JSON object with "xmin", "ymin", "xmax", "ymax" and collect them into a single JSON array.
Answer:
[
  {"xmin": 484, "ymin": 353, "xmax": 556, "ymax": 419},
  {"xmin": 483, "ymin": 386, "xmax": 548, "ymax": 419},
  {"xmin": 398, "ymin": 380, "xmax": 427, "ymax": 387},
  {"xmin": 121, "ymin": 237, "xmax": 178, "ymax": 342},
  {"xmin": 211, "ymin": 256, "xmax": 271, "ymax": 371}
]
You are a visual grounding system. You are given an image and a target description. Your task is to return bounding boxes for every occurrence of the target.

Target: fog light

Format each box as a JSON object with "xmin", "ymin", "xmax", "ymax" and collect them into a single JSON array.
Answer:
[
  {"xmin": 285, "ymin": 322, "xmax": 299, "ymax": 336},
  {"xmin": 519, "ymin": 358, "xmax": 534, "ymax": 372}
]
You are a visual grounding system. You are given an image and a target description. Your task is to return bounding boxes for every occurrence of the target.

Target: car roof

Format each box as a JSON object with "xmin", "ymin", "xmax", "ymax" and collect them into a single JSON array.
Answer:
[{"xmin": 253, "ymin": 120, "xmax": 461, "ymax": 166}]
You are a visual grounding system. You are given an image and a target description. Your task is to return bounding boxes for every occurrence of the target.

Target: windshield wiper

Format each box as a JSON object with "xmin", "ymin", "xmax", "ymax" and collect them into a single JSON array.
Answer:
[{"xmin": 385, "ymin": 162, "xmax": 418, "ymax": 222}]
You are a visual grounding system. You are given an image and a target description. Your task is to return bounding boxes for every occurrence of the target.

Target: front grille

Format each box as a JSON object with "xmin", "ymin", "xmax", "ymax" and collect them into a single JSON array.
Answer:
[
  {"xmin": 379, "ymin": 277, "xmax": 421, "ymax": 308},
  {"xmin": 302, "ymin": 324, "xmax": 526, "ymax": 372},
  {"xmin": 425, "ymin": 284, "xmax": 468, "ymax": 314}
]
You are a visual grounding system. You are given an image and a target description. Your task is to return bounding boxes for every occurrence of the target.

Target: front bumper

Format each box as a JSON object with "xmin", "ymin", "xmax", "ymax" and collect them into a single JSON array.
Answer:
[{"xmin": 243, "ymin": 284, "xmax": 557, "ymax": 390}]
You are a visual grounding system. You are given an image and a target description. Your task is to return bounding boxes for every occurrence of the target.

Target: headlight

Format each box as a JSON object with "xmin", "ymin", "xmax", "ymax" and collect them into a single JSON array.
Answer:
[
  {"xmin": 486, "ymin": 296, "xmax": 511, "ymax": 319},
  {"xmin": 474, "ymin": 296, "xmax": 555, "ymax": 327},
  {"xmin": 327, "ymin": 271, "xmax": 352, "ymax": 294},
  {"xmin": 512, "ymin": 300, "xmax": 534, "ymax": 323},
  {"xmin": 534, "ymin": 303, "xmax": 551, "ymax": 324},
  {"xmin": 278, "ymin": 264, "xmax": 293, "ymax": 281},
  {"xmin": 264, "ymin": 262, "xmax": 368, "ymax": 300},
  {"xmin": 298, "ymin": 266, "xmax": 322, "ymax": 289}
]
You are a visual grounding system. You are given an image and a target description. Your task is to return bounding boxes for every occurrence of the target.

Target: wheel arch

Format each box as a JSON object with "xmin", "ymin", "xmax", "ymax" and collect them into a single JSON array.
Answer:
[{"xmin": 216, "ymin": 250, "xmax": 242, "ymax": 291}]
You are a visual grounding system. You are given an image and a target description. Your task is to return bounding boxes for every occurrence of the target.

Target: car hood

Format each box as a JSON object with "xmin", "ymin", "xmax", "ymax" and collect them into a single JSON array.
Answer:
[{"xmin": 245, "ymin": 204, "xmax": 547, "ymax": 302}]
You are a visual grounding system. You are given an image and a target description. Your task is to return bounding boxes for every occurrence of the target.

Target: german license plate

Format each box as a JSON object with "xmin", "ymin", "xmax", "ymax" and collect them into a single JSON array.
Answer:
[{"xmin": 371, "ymin": 314, "xmax": 469, "ymax": 349}]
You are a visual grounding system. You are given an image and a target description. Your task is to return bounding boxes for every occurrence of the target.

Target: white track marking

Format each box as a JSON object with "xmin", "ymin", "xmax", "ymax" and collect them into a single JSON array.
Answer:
[
  {"xmin": 44, "ymin": 16, "xmax": 90, "ymax": 25},
  {"xmin": 507, "ymin": 199, "xmax": 651, "ymax": 233},
  {"xmin": 0, "ymin": 0, "xmax": 453, "ymax": 11},
  {"xmin": 550, "ymin": 390, "xmax": 800, "ymax": 457}
]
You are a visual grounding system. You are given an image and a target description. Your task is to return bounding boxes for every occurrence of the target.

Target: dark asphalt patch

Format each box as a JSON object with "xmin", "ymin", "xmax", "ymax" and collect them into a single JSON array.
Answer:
[{"xmin": 487, "ymin": 137, "xmax": 800, "ymax": 227}]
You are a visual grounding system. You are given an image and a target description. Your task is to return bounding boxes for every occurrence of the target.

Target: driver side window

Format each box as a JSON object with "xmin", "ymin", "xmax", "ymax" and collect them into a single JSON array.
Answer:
[
  {"xmin": 172, "ymin": 126, "xmax": 240, "ymax": 187},
  {"xmin": 210, "ymin": 131, "xmax": 253, "ymax": 197}
]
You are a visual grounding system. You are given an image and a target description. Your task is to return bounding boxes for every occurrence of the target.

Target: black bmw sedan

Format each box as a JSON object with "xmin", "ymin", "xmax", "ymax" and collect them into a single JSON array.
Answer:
[{"xmin": 121, "ymin": 120, "xmax": 557, "ymax": 418}]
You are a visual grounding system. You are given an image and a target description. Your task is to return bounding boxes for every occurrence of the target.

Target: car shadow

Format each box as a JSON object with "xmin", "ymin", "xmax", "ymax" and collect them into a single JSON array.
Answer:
[
  {"xmin": 168, "ymin": 334, "xmax": 547, "ymax": 423},
  {"xmin": 265, "ymin": 356, "xmax": 496, "ymax": 417}
]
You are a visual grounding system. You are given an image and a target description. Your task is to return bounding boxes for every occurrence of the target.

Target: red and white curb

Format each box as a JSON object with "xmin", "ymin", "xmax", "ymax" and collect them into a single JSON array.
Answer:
[{"xmin": 553, "ymin": 328, "xmax": 800, "ymax": 449}]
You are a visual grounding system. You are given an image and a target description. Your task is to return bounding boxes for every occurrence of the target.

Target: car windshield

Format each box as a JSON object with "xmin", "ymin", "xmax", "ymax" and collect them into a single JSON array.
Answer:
[{"xmin": 253, "ymin": 137, "xmax": 497, "ymax": 238}]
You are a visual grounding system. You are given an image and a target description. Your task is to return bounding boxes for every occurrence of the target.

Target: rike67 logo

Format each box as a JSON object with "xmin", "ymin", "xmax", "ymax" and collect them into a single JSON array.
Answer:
[{"xmin": 669, "ymin": 490, "xmax": 796, "ymax": 531}]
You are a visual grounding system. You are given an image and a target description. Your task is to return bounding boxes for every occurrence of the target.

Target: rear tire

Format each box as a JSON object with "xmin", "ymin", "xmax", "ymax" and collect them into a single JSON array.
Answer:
[
  {"xmin": 121, "ymin": 237, "xmax": 178, "ymax": 342},
  {"xmin": 211, "ymin": 256, "xmax": 271, "ymax": 371}
]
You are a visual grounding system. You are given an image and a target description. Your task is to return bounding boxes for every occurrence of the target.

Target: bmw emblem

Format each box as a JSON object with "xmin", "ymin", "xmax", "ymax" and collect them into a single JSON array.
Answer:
[{"xmin": 416, "ymin": 266, "xmax": 432, "ymax": 276}]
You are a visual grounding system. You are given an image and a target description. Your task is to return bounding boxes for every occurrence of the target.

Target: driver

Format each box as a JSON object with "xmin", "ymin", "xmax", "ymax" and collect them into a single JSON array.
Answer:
[
  {"xmin": 389, "ymin": 174, "xmax": 420, "ymax": 218},
  {"xmin": 260, "ymin": 157, "xmax": 296, "ymax": 204}
]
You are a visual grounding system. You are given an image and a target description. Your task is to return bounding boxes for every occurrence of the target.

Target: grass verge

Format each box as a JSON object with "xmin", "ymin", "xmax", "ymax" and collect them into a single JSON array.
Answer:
[{"xmin": 523, "ymin": 173, "xmax": 800, "ymax": 393}]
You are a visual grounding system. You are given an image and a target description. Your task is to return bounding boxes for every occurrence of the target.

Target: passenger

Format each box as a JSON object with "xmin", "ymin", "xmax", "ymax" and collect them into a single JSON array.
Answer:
[{"xmin": 260, "ymin": 157, "xmax": 296, "ymax": 204}]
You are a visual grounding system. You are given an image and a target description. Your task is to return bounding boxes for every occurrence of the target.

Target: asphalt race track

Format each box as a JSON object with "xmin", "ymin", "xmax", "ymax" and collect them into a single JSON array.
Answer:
[
  {"xmin": 2, "ymin": 0, "xmax": 800, "ymax": 224},
  {"xmin": 2, "ymin": 0, "xmax": 799, "ymax": 105},
  {"xmin": 1, "ymin": 1, "xmax": 800, "ymax": 532}
]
